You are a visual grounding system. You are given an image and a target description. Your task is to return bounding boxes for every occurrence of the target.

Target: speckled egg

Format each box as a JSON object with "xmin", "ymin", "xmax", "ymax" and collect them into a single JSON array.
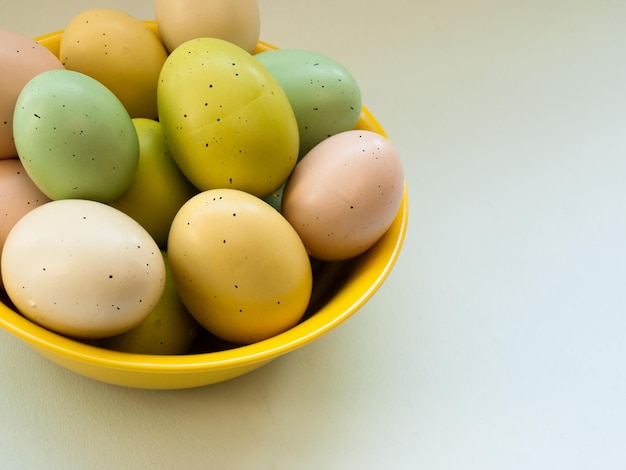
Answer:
[
  {"xmin": 281, "ymin": 130, "xmax": 405, "ymax": 261},
  {"xmin": 255, "ymin": 49, "xmax": 362, "ymax": 159},
  {"xmin": 0, "ymin": 158, "xmax": 51, "ymax": 289},
  {"xmin": 0, "ymin": 29, "xmax": 65, "ymax": 159},
  {"xmin": 1, "ymin": 199, "xmax": 165, "ymax": 339},
  {"xmin": 59, "ymin": 8, "xmax": 168, "ymax": 119},
  {"xmin": 167, "ymin": 188, "xmax": 313, "ymax": 345},
  {"xmin": 157, "ymin": 38, "xmax": 299, "ymax": 197},
  {"xmin": 13, "ymin": 69, "xmax": 139, "ymax": 202}
]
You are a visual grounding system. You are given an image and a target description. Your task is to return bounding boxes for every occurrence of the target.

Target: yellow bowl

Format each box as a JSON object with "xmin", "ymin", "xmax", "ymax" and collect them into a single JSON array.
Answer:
[{"xmin": 0, "ymin": 23, "xmax": 408, "ymax": 389}]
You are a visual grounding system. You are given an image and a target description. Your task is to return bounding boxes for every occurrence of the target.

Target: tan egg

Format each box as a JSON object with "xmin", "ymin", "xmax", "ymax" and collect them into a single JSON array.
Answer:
[
  {"xmin": 0, "ymin": 30, "xmax": 64, "ymax": 159},
  {"xmin": 155, "ymin": 0, "xmax": 260, "ymax": 54},
  {"xmin": 281, "ymin": 130, "xmax": 405, "ymax": 261},
  {"xmin": 0, "ymin": 158, "xmax": 51, "ymax": 289}
]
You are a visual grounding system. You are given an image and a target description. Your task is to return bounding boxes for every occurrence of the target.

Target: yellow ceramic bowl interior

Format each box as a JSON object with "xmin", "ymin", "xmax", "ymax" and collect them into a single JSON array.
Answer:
[{"xmin": 0, "ymin": 23, "xmax": 409, "ymax": 389}]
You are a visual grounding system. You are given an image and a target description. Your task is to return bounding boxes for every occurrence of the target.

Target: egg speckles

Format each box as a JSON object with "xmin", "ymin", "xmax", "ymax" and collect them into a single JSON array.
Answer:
[
  {"xmin": 281, "ymin": 130, "xmax": 405, "ymax": 261},
  {"xmin": 1, "ymin": 199, "xmax": 165, "ymax": 339}
]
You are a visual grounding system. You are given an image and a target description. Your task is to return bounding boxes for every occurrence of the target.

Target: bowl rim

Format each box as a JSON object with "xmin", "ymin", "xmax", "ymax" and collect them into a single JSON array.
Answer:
[{"xmin": 0, "ymin": 23, "xmax": 409, "ymax": 375}]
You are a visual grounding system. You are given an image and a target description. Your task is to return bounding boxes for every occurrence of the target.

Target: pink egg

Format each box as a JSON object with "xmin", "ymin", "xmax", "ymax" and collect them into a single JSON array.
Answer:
[
  {"xmin": 0, "ymin": 30, "xmax": 65, "ymax": 159},
  {"xmin": 281, "ymin": 130, "xmax": 405, "ymax": 261},
  {"xmin": 0, "ymin": 158, "xmax": 51, "ymax": 289}
]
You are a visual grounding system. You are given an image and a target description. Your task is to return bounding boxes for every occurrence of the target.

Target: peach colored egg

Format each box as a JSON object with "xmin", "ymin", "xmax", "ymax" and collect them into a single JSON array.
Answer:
[
  {"xmin": 0, "ymin": 158, "xmax": 51, "ymax": 289},
  {"xmin": 0, "ymin": 30, "xmax": 64, "ymax": 159},
  {"xmin": 281, "ymin": 130, "xmax": 405, "ymax": 261}
]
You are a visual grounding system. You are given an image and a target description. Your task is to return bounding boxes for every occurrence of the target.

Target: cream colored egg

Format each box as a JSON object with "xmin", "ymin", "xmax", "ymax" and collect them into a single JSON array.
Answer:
[
  {"xmin": 1, "ymin": 199, "xmax": 165, "ymax": 339},
  {"xmin": 155, "ymin": 0, "xmax": 260, "ymax": 54}
]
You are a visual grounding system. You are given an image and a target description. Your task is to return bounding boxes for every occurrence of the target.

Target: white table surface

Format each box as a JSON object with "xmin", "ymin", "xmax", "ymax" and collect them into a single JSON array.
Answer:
[{"xmin": 2, "ymin": 1, "xmax": 626, "ymax": 468}]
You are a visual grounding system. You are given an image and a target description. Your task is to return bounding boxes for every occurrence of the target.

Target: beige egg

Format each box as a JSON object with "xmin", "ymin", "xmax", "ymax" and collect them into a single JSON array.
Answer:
[
  {"xmin": 0, "ymin": 158, "xmax": 51, "ymax": 289},
  {"xmin": 0, "ymin": 30, "xmax": 65, "ymax": 159},
  {"xmin": 155, "ymin": 0, "xmax": 261, "ymax": 54},
  {"xmin": 281, "ymin": 130, "xmax": 405, "ymax": 261}
]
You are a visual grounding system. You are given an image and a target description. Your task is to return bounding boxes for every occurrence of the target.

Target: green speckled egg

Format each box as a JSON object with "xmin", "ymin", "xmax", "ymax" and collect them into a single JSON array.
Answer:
[
  {"xmin": 12, "ymin": 69, "xmax": 139, "ymax": 202},
  {"xmin": 255, "ymin": 49, "xmax": 362, "ymax": 159}
]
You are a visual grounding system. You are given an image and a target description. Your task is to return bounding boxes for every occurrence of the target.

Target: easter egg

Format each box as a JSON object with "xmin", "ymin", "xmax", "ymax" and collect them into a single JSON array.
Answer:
[
  {"xmin": 255, "ymin": 49, "xmax": 362, "ymax": 158},
  {"xmin": 0, "ymin": 29, "xmax": 65, "ymax": 159},
  {"xmin": 109, "ymin": 118, "xmax": 198, "ymax": 249},
  {"xmin": 1, "ymin": 199, "xmax": 165, "ymax": 339},
  {"xmin": 155, "ymin": 0, "xmax": 260, "ymax": 54},
  {"xmin": 0, "ymin": 158, "xmax": 51, "ymax": 289},
  {"xmin": 281, "ymin": 130, "xmax": 405, "ymax": 261},
  {"xmin": 12, "ymin": 69, "xmax": 139, "ymax": 202},
  {"xmin": 60, "ymin": 8, "xmax": 168, "ymax": 119},
  {"xmin": 157, "ymin": 38, "xmax": 299, "ymax": 197},
  {"xmin": 167, "ymin": 188, "xmax": 312, "ymax": 344}
]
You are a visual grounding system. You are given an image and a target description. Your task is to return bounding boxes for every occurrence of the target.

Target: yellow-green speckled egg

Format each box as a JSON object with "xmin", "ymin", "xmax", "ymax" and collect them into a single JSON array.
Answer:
[{"xmin": 157, "ymin": 38, "xmax": 299, "ymax": 198}]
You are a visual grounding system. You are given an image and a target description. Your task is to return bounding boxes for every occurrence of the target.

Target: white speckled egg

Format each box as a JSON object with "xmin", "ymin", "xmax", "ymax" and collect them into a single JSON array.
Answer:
[{"xmin": 1, "ymin": 199, "xmax": 165, "ymax": 339}]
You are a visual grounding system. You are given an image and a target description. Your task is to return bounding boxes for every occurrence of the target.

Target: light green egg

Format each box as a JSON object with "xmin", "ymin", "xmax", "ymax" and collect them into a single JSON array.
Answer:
[
  {"xmin": 255, "ymin": 49, "xmax": 362, "ymax": 159},
  {"xmin": 13, "ymin": 69, "xmax": 139, "ymax": 202}
]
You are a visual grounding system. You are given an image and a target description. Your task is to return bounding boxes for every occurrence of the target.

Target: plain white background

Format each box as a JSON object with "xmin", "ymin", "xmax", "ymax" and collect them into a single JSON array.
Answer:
[{"xmin": 2, "ymin": 0, "xmax": 626, "ymax": 468}]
